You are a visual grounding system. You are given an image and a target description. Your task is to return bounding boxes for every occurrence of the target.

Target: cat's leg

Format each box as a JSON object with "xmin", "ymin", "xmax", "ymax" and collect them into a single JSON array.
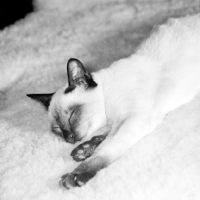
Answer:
[
  {"xmin": 60, "ymin": 115, "xmax": 158, "ymax": 189},
  {"xmin": 71, "ymin": 125, "xmax": 111, "ymax": 161}
]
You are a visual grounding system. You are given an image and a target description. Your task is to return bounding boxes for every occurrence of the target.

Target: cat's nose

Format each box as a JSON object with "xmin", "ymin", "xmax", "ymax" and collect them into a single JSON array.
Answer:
[{"xmin": 62, "ymin": 130, "xmax": 76, "ymax": 144}]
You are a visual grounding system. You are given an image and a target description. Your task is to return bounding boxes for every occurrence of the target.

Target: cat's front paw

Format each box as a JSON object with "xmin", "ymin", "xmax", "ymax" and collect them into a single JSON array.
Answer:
[
  {"xmin": 59, "ymin": 173, "xmax": 77, "ymax": 189},
  {"xmin": 71, "ymin": 135, "xmax": 106, "ymax": 161},
  {"xmin": 59, "ymin": 171, "xmax": 94, "ymax": 189}
]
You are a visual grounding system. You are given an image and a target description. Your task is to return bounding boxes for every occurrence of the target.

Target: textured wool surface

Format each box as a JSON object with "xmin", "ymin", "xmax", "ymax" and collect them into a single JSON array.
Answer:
[{"xmin": 0, "ymin": 0, "xmax": 200, "ymax": 200}]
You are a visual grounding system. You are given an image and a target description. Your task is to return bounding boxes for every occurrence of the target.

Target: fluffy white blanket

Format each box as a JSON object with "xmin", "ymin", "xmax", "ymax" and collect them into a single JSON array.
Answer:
[{"xmin": 0, "ymin": 0, "xmax": 200, "ymax": 199}]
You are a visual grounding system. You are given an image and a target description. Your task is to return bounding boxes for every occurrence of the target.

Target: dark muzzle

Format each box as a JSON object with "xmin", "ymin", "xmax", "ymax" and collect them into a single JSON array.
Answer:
[{"xmin": 62, "ymin": 130, "xmax": 76, "ymax": 144}]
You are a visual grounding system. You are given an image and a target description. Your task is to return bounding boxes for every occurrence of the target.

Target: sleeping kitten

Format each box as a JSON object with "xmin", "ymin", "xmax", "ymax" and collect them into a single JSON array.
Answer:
[{"xmin": 27, "ymin": 14, "xmax": 200, "ymax": 189}]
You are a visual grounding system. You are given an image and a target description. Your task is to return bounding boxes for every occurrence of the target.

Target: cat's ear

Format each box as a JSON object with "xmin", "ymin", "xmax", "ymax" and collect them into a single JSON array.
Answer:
[
  {"xmin": 26, "ymin": 93, "xmax": 54, "ymax": 110},
  {"xmin": 66, "ymin": 58, "xmax": 97, "ymax": 89}
]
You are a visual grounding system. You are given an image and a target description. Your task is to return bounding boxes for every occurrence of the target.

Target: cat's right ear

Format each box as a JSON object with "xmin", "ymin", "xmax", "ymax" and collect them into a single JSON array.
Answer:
[
  {"xmin": 66, "ymin": 58, "xmax": 97, "ymax": 89},
  {"xmin": 26, "ymin": 93, "xmax": 54, "ymax": 110}
]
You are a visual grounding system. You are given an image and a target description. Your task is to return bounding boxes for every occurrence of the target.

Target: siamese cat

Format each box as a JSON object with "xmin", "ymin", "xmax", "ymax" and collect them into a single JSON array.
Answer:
[{"xmin": 27, "ymin": 14, "xmax": 200, "ymax": 189}]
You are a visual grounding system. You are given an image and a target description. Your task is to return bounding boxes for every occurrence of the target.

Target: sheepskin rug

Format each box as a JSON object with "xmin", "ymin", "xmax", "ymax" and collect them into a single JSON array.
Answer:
[{"xmin": 0, "ymin": 0, "xmax": 200, "ymax": 199}]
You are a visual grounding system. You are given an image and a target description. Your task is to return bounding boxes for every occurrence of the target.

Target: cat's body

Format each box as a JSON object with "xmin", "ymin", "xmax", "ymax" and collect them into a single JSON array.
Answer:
[{"xmin": 27, "ymin": 14, "xmax": 200, "ymax": 189}]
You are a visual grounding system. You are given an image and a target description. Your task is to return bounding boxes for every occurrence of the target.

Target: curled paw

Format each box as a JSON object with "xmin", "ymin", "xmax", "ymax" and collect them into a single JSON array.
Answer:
[
  {"xmin": 59, "ymin": 171, "xmax": 95, "ymax": 189},
  {"xmin": 71, "ymin": 135, "xmax": 106, "ymax": 161},
  {"xmin": 59, "ymin": 173, "xmax": 77, "ymax": 189}
]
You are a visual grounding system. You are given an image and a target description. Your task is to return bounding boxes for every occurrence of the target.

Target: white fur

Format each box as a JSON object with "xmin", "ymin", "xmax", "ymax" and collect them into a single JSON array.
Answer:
[
  {"xmin": 50, "ymin": 14, "xmax": 200, "ymax": 166},
  {"xmin": 1, "ymin": 0, "xmax": 200, "ymax": 197},
  {"xmin": 89, "ymin": 14, "xmax": 200, "ymax": 162}
]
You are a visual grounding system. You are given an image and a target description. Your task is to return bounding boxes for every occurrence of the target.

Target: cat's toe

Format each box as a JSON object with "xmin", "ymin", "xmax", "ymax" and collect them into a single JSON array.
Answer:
[
  {"xmin": 91, "ymin": 135, "xmax": 106, "ymax": 142},
  {"xmin": 73, "ymin": 153, "xmax": 87, "ymax": 161}
]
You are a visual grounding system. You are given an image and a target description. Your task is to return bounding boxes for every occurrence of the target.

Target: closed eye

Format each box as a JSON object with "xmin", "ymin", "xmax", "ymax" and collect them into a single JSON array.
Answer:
[
  {"xmin": 69, "ymin": 110, "xmax": 75, "ymax": 125},
  {"xmin": 68, "ymin": 105, "xmax": 82, "ymax": 128}
]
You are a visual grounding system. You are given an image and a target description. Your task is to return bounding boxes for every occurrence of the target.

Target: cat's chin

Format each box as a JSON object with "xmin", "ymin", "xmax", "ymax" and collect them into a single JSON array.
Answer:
[{"xmin": 63, "ymin": 134, "xmax": 83, "ymax": 144}]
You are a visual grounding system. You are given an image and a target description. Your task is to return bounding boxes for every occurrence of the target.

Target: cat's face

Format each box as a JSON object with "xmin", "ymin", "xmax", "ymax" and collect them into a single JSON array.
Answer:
[{"xmin": 27, "ymin": 58, "xmax": 107, "ymax": 144}]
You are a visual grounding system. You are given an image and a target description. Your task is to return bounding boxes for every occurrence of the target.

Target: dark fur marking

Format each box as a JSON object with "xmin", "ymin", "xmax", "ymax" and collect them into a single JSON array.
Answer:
[
  {"xmin": 84, "ymin": 74, "xmax": 98, "ymax": 88},
  {"xmin": 26, "ymin": 93, "xmax": 54, "ymax": 110},
  {"xmin": 52, "ymin": 107, "xmax": 80, "ymax": 144},
  {"xmin": 68, "ymin": 105, "xmax": 82, "ymax": 131},
  {"xmin": 64, "ymin": 86, "xmax": 75, "ymax": 94},
  {"xmin": 67, "ymin": 58, "xmax": 98, "ymax": 89}
]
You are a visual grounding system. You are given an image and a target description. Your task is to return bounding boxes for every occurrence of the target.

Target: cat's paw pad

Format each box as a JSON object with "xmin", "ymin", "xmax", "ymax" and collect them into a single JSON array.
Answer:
[
  {"xmin": 59, "ymin": 172, "xmax": 93, "ymax": 189},
  {"xmin": 70, "ymin": 142, "xmax": 96, "ymax": 161},
  {"xmin": 71, "ymin": 135, "xmax": 106, "ymax": 161}
]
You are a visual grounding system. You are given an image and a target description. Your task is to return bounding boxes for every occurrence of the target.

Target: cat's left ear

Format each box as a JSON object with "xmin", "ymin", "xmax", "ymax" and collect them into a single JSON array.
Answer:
[
  {"xmin": 26, "ymin": 93, "xmax": 54, "ymax": 110},
  {"xmin": 67, "ymin": 58, "xmax": 97, "ymax": 89}
]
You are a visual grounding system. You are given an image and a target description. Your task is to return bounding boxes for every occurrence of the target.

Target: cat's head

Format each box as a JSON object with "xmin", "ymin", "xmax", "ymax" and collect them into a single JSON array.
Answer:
[{"xmin": 27, "ymin": 58, "xmax": 106, "ymax": 144}]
